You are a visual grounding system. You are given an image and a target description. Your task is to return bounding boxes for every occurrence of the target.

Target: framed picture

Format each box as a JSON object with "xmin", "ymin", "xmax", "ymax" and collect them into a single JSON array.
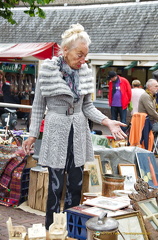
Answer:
[
  {"xmin": 138, "ymin": 198, "xmax": 158, "ymax": 216},
  {"xmin": 115, "ymin": 211, "xmax": 149, "ymax": 240},
  {"xmin": 84, "ymin": 155, "xmax": 102, "ymax": 193},
  {"xmin": 98, "ymin": 157, "xmax": 113, "ymax": 176},
  {"xmin": 137, "ymin": 198, "xmax": 158, "ymax": 233},
  {"xmin": 118, "ymin": 164, "xmax": 137, "ymax": 190},
  {"xmin": 136, "ymin": 152, "xmax": 158, "ymax": 188}
]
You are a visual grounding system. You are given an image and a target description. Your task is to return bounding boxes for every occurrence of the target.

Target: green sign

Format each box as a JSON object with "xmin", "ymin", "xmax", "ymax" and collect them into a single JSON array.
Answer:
[{"xmin": 0, "ymin": 63, "xmax": 35, "ymax": 75}]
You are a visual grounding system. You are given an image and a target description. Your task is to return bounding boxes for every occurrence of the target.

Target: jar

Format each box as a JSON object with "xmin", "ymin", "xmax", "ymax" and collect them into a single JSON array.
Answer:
[
  {"xmin": 86, "ymin": 212, "xmax": 119, "ymax": 240},
  {"xmin": 102, "ymin": 174, "xmax": 125, "ymax": 197}
]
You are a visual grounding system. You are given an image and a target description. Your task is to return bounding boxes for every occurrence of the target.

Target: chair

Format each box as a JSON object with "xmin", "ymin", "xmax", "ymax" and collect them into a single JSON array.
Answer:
[
  {"xmin": 49, "ymin": 212, "xmax": 68, "ymax": 240},
  {"xmin": 28, "ymin": 223, "xmax": 46, "ymax": 240},
  {"xmin": 129, "ymin": 113, "xmax": 154, "ymax": 151},
  {"xmin": 6, "ymin": 217, "xmax": 27, "ymax": 240}
]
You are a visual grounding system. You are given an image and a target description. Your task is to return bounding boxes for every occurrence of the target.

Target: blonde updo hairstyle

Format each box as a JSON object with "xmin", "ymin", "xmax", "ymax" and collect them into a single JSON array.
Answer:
[{"xmin": 60, "ymin": 23, "xmax": 91, "ymax": 53}]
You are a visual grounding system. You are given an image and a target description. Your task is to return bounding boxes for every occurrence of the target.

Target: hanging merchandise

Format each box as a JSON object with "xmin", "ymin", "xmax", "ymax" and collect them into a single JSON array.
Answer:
[
  {"xmin": 0, "ymin": 79, "xmax": 3, "ymax": 96},
  {"xmin": 19, "ymin": 74, "xmax": 24, "ymax": 94},
  {"xmin": 10, "ymin": 75, "xmax": 15, "ymax": 94},
  {"xmin": 13, "ymin": 75, "xmax": 18, "ymax": 95},
  {"xmin": 28, "ymin": 75, "xmax": 32, "ymax": 93},
  {"xmin": 24, "ymin": 77, "xmax": 29, "ymax": 94}
]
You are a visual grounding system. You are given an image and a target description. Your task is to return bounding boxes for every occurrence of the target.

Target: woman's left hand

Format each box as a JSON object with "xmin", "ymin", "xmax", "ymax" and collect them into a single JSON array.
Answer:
[{"xmin": 102, "ymin": 118, "xmax": 127, "ymax": 140}]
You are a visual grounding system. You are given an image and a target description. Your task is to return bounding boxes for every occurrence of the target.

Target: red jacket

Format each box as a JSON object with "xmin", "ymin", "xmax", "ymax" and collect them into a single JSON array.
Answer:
[{"xmin": 108, "ymin": 76, "xmax": 131, "ymax": 110}]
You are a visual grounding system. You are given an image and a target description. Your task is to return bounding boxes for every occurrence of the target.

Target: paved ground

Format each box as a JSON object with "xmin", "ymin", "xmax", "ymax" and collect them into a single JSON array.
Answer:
[{"xmin": 0, "ymin": 205, "xmax": 45, "ymax": 240}]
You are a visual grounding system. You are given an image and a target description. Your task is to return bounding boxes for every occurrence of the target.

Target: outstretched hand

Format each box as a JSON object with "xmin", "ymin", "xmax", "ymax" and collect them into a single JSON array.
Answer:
[{"xmin": 102, "ymin": 118, "xmax": 127, "ymax": 140}]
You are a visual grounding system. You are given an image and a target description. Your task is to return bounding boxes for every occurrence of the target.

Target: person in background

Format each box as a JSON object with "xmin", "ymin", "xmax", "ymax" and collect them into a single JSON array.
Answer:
[
  {"xmin": 131, "ymin": 79, "xmax": 145, "ymax": 115},
  {"xmin": 1, "ymin": 73, "xmax": 19, "ymax": 105},
  {"xmin": 107, "ymin": 71, "xmax": 131, "ymax": 132},
  {"xmin": 22, "ymin": 23, "xmax": 127, "ymax": 230},
  {"xmin": 138, "ymin": 78, "xmax": 158, "ymax": 126}
]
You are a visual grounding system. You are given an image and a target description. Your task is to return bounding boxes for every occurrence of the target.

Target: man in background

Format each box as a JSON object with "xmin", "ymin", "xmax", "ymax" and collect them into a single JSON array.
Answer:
[
  {"xmin": 138, "ymin": 78, "xmax": 158, "ymax": 125},
  {"xmin": 107, "ymin": 71, "xmax": 131, "ymax": 132},
  {"xmin": 131, "ymin": 79, "xmax": 145, "ymax": 115}
]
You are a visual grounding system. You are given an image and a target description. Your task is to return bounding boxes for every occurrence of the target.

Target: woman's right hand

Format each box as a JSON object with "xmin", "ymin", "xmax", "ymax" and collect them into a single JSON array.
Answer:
[{"xmin": 22, "ymin": 136, "xmax": 36, "ymax": 155}]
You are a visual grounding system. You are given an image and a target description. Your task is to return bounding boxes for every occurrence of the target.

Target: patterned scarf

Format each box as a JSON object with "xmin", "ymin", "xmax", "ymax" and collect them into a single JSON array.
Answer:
[
  {"xmin": 57, "ymin": 56, "xmax": 80, "ymax": 103},
  {"xmin": 146, "ymin": 89, "xmax": 158, "ymax": 112}
]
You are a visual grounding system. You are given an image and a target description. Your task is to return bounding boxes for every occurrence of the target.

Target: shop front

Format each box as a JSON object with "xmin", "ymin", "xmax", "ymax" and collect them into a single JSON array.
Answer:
[
  {"xmin": 88, "ymin": 53, "xmax": 158, "ymax": 105},
  {"xmin": 0, "ymin": 43, "xmax": 59, "ymax": 116}
]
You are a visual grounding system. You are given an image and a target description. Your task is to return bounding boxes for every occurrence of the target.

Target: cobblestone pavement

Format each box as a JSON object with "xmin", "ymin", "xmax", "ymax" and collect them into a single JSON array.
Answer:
[{"xmin": 0, "ymin": 205, "xmax": 45, "ymax": 240}]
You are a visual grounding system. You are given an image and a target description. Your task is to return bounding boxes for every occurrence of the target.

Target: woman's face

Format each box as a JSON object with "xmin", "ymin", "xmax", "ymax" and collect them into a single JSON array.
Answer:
[{"xmin": 63, "ymin": 40, "xmax": 89, "ymax": 70}]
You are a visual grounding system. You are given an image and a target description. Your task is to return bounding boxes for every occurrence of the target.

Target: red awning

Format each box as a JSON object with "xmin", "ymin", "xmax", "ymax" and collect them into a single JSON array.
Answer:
[{"xmin": 0, "ymin": 43, "xmax": 60, "ymax": 61}]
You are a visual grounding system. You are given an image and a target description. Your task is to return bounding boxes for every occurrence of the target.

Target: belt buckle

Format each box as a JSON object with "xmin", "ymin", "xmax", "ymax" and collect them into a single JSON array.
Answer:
[{"xmin": 66, "ymin": 107, "xmax": 74, "ymax": 115}]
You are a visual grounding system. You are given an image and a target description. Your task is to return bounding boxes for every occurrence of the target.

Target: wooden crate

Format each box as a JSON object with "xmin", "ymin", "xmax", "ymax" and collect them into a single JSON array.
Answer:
[
  {"xmin": 28, "ymin": 169, "xmax": 89, "ymax": 212},
  {"xmin": 28, "ymin": 169, "xmax": 48, "ymax": 212}
]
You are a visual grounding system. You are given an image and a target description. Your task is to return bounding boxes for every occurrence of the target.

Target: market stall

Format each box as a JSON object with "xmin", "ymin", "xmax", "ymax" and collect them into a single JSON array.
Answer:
[{"xmin": 0, "ymin": 43, "xmax": 60, "ymax": 117}]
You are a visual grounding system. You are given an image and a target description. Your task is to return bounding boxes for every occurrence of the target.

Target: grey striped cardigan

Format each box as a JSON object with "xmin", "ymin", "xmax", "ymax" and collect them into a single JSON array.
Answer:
[{"xmin": 29, "ymin": 56, "xmax": 107, "ymax": 168}]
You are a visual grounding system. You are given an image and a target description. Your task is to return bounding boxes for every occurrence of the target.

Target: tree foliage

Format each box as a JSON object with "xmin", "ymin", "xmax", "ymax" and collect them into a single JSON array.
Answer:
[{"xmin": 0, "ymin": 0, "xmax": 55, "ymax": 24}]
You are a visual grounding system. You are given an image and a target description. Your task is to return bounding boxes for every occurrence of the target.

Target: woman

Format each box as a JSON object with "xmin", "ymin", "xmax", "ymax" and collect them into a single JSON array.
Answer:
[{"xmin": 22, "ymin": 23, "xmax": 127, "ymax": 229}]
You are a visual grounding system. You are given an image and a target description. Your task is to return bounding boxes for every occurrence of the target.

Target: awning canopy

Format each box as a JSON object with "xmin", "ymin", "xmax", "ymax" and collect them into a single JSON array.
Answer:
[
  {"xmin": 124, "ymin": 61, "xmax": 138, "ymax": 70},
  {"xmin": 100, "ymin": 61, "xmax": 113, "ymax": 69},
  {"xmin": 149, "ymin": 63, "xmax": 158, "ymax": 71},
  {"xmin": 0, "ymin": 43, "xmax": 60, "ymax": 61}
]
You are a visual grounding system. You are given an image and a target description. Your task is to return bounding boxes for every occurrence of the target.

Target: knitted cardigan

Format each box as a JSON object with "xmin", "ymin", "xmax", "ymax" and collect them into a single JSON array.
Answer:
[{"xmin": 29, "ymin": 56, "xmax": 107, "ymax": 168}]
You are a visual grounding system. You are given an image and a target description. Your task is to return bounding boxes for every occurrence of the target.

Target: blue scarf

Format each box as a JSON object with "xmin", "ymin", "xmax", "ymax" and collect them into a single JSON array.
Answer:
[{"xmin": 57, "ymin": 56, "xmax": 80, "ymax": 103}]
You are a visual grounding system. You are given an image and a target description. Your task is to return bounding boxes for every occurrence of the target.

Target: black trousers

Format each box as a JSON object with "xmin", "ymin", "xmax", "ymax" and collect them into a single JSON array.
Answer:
[{"xmin": 45, "ymin": 125, "xmax": 84, "ymax": 230}]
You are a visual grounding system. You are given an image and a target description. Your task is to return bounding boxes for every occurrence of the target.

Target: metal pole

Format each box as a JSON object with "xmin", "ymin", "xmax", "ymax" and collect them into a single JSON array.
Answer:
[{"xmin": 0, "ymin": 102, "xmax": 32, "ymax": 109}]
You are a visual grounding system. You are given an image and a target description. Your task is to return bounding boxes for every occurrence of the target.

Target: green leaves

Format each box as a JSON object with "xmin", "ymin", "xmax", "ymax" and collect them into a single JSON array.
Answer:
[
  {"xmin": 0, "ymin": 0, "xmax": 55, "ymax": 24},
  {"xmin": 24, "ymin": 7, "xmax": 46, "ymax": 18},
  {"xmin": 0, "ymin": 9, "xmax": 17, "ymax": 24}
]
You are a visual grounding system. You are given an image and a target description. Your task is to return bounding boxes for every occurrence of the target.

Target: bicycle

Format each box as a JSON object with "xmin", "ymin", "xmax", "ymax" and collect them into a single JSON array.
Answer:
[{"xmin": 0, "ymin": 108, "xmax": 23, "ymax": 146}]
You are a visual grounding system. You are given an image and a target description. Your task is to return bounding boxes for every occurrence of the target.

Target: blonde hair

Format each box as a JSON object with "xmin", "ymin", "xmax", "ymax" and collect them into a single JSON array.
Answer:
[{"xmin": 60, "ymin": 23, "xmax": 91, "ymax": 52}]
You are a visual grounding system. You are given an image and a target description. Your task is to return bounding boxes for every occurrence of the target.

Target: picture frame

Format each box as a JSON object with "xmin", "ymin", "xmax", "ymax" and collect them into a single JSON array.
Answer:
[
  {"xmin": 136, "ymin": 152, "xmax": 158, "ymax": 188},
  {"xmin": 137, "ymin": 198, "xmax": 158, "ymax": 236},
  {"xmin": 115, "ymin": 211, "xmax": 149, "ymax": 240},
  {"xmin": 118, "ymin": 163, "xmax": 137, "ymax": 190},
  {"xmin": 84, "ymin": 155, "xmax": 102, "ymax": 193},
  {"xmin": 138, "ymin": 198, "xmax": 158, "ymax": 217},
  {"xmin": 98, "ymin": 157, "xmax": 113, "ymax": 176},
  {"xmin": 128, "ymin": 177, "xmax": 158, "ymax": 240}
]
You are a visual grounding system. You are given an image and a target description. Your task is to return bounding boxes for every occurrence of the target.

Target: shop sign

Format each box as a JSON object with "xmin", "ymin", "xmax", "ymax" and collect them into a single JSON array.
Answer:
[{"xmin": 0, "ymin": 63, "xmax": 35, "ymax": 74}]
